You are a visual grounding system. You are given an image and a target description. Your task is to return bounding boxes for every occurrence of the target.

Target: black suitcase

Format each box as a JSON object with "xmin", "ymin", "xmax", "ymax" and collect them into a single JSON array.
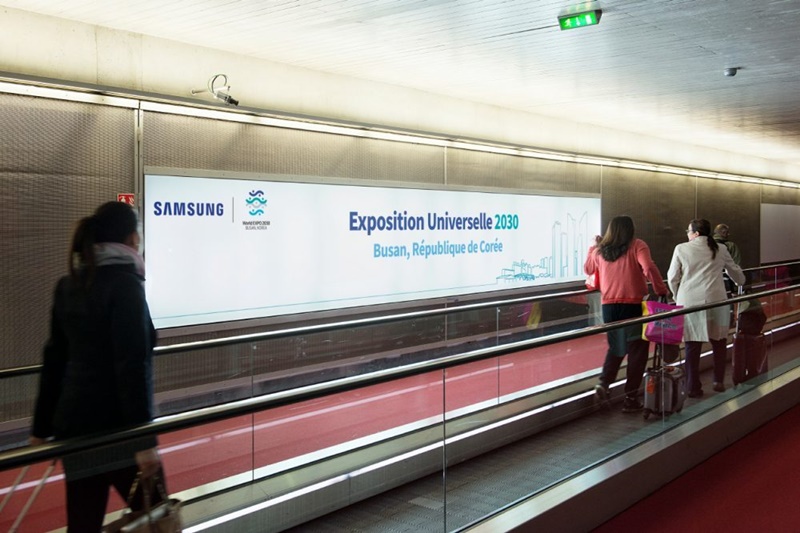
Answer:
[
  {"xmin": 732, "ymin": 332, "xmax": 767, "ymax": 385},
  {"xmin": 732, "ymin": 287, "xmax": 768, "ymax": 386}
]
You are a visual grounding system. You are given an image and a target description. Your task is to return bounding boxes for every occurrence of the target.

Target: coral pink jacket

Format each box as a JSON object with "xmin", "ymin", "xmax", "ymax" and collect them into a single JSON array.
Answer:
[{"xmin": 584, "ymin": 238, "xmax": 668, "ymax": 305}]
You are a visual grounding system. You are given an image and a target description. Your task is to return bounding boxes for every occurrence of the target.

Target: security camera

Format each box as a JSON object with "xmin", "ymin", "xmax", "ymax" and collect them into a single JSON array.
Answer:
[
  {"xmin": 724, "ymin": 67, "xmax": 738, "ymax": 77},
  {"xmin": 215, "ymin": 92, "xmax": 239, "ymax": 106},
  {"xmin": 191, "ymin": 74, "xmax": 240, "ymax": 106}
]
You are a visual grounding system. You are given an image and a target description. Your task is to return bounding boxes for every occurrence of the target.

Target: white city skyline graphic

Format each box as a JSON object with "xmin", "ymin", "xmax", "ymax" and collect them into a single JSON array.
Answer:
[{"xmin": 497, "ymin": 211, "xmax": 591, "ymax": 282}]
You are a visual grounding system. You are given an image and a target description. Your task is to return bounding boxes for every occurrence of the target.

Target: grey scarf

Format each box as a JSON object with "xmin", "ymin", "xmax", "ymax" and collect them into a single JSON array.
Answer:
[{"xmin": 94, "ymin": 242, "xmax": 145, "ymax": 277}]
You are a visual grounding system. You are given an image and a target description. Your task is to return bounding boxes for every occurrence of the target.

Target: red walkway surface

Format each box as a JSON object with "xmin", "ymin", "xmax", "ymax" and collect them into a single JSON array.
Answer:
[{"xmin": 593, "ymin": 402, "xmax": 800, "ymax": 532}]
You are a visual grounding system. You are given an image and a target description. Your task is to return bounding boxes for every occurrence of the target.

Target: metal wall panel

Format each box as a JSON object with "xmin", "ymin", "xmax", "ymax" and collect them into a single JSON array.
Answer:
[
  {"xmin": 446, "ymin": 148, "xmax": 601, "ymax": 194},
  {"xmin": 0, "ymin": 93, "xmax": 135, "ymax": 373},
  {"xmin": 142, "ymin": 112, "xmax": 445, "ymax": 184},
  {"xmin": 761, "ymin": 184, "xmax": 800, "ymax": 206},
  {"xmin": 697, "ymin": 179, "xmax": 760, "ymax": 269},
  {"xmin": 599, "ymin": 167, "xmax": 696, "ymax": 275}
]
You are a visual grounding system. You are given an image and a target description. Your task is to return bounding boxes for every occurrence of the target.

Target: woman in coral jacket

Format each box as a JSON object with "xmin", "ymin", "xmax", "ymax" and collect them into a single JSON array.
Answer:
[
  {"xmin": 668, "ymin": 218, "xmax": 745, "ymax": 397},
  {"xmin": 585, "ymin": 215, "xmax": 669, "ymax": 413}
]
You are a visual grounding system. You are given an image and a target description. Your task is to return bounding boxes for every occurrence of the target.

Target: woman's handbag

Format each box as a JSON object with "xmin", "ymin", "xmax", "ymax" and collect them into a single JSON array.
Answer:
[
  {"xmin": 642, "ymin": 296, "xmax": 684, "ymax": 346},
  {"xmin": 103, "ymin": 471, "xmax": 182, "ymax": 532}
]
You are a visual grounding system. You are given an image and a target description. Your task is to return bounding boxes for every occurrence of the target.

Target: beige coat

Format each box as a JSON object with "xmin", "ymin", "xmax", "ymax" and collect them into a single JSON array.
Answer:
[{"xmin": 667, "ymin": 238, "xmax": 745, "ymax": 341}]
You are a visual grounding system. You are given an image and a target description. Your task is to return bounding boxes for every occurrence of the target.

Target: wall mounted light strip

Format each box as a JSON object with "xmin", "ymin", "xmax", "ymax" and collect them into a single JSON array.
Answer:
[{"xmin": 1, "ymin": 79, "xmax": 798, "ymax": 189}]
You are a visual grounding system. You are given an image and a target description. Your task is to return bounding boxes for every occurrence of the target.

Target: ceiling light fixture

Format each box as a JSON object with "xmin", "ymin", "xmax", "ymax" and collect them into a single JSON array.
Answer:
[{"xmin": 191, "ymin": 74, "xmax": 239, "ymax": 106}]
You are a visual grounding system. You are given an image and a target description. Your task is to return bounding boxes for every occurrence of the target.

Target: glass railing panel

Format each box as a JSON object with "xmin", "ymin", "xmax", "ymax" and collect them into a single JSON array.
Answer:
[
  {"xmin": 2, "ymin": 417, "xmax": 257, "ymax": 532},
  {"xmin": 0, "ymin": 374, "xmax": 39, "ymax": 451},
  {"xmin": 441, "ymin": 292, "xmax": 800, "ymax": 530},
  {"xmin": 443, "ymin": 305, "xmax": 502, "ymax": 350},
  {"xmin": 442, "ymin": 358, "xmax": 491, "ymax": 533},
  {"xmin": 759, "ymin": 287, "xmax": 800, "ymax": 383},
  {"xmin": 253, "ymin": 371, "xmax": 444, "ymax": 475},
  {"xmin": 732, "ymin": 292, "xmax": 772, "ymax": 390},
  {"xmin": 6, "ymin": 284, "xmax": 798, "ymax": 532},
  {"xmin": 761, "ymin": 264, "xmax": 798, "ymax": 292},
  {"xmin": 146, "ymin": 289, "xmax": 607, "ymax": 420},
  {"xmin": 498, "ymin": 332, "xmax": 606, "ymax": 397},
  {"xmin": 443, "ymin": 335, "xmax": 606, "ymax": 529},
  {"xmin": 525, "ymin": 292, "xmax": 600, "ymax": 337},
  {"xmin": 765, "ymin": 284, "xmax": 799, "ymax": 318},
  {"xmin": 256, "ymin": 316, "xmax": 448, "ymax": 386},
  {"xmin": 161, "ymin": 414, "xmax": 255, "ymax": 493},
  {"xmin": 486, "ymin": 292, "xmax": 600, "ymax": 345},
  {"xmin": 154, "ymin": 314, "xmax": 448, "ymax": 414},
  {"xmin": 444, "ymin": 358, "xmax": 501, "ymax": 418},
  {"xmin": 153, "ymin": 344, "xmax": 256, "ymax": 415}
]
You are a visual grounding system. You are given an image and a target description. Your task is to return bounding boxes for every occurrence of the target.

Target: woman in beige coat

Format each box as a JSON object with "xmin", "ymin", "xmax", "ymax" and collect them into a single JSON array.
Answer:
[{"xmin": 667, "ymin": 219, "xmax": 745, "ymax": 397}]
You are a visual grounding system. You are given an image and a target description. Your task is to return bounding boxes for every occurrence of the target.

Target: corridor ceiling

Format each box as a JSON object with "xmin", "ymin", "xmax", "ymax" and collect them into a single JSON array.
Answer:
[{"xmin": 5, "ymin": 0, "xmax": 800, "ymax": 167}]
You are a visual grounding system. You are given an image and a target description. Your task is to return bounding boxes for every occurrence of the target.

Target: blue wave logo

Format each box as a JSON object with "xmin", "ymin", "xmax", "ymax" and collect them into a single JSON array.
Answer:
[{"xmin": 246, "ymin": 190, "xmax": 267, "ymax": 216}]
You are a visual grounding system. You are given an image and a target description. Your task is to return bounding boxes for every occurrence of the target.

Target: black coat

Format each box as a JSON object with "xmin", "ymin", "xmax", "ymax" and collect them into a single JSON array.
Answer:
[{"xmin": 32, "ymin": 263, "xmax": 157, "ymax": 471}]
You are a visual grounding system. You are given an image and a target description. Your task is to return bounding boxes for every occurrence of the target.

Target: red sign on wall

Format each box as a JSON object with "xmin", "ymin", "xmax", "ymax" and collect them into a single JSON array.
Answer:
[{"xmin": 117, "ymin": 193, "xmax": 135, "ymax": 206}]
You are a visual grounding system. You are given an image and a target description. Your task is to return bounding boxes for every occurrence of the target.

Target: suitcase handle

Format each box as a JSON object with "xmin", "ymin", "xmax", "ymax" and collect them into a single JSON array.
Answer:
[{"xmin": 7, "ymin": 460, "xmax": 57, "ymax": 533}]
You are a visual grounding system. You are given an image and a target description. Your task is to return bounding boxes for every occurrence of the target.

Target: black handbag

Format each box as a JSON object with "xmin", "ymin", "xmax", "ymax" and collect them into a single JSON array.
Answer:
[{"xmin": 103, "ymin": 471, "xmax": 182, "ymax": 532}]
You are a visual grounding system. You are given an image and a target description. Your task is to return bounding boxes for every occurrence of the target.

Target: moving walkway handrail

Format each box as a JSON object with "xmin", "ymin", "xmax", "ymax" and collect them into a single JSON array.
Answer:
[
  {"xmin": 2, "ymin": 261, "xmax": 796, "ymax": 380},
  {"xmin": 2, "ymin": 282, "xmax": 798, "ymax": 472}
]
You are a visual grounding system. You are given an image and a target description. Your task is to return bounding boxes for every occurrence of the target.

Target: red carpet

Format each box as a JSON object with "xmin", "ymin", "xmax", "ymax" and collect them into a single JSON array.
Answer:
[{"xmin": 594, "ymin": 403, "xmax": 800, "ymax": 532}]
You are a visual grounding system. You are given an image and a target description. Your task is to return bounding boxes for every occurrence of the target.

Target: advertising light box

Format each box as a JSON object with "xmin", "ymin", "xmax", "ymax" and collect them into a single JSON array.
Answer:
[{"xmin": 144, "ymin": 174, "xmax": 600, "ymax": 329}]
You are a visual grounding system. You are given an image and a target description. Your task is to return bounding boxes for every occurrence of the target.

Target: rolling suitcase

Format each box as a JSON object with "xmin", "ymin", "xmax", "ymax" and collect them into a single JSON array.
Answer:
[
  {"xmin": 732, "ymin": 332, "xmax": 767, "ymax": 385},
  {"xmin": 643, "ymin": 343, "xmax": 686, "ymax": 419},
  {"xmin": 732, "ymin": 287, "xmax": 768, "ymax": 386}
]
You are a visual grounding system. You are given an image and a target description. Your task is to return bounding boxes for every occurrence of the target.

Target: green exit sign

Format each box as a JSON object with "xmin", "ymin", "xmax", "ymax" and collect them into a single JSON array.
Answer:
[{"xmin": 558, "ymin": 2, "xmax": 603, "ymax": 30}]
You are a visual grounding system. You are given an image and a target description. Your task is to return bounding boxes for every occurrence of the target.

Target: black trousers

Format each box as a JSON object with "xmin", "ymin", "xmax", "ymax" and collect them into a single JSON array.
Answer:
[
  {"xmin": 64, "ymin": 464, "xmax": 165, "ymax": 532},
  {"xmin": 685, "ymin": 338, "xmax": 728, "ymax": 394},
  {"xmin": 599, "ymin": 303, "xmax": 650, "ymax": 398}
]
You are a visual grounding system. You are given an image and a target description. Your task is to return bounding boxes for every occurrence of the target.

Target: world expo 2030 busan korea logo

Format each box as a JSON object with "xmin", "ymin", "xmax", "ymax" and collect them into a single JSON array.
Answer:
[{"xmin": 242, "ymin": 189, "xmax": 271, "ymax": 230}]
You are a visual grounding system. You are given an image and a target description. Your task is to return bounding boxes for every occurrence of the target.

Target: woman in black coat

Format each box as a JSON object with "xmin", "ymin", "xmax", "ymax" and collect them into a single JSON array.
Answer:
[{"xmin": 30, "ymin": 201, "xmax": 163, "ymax": 532}]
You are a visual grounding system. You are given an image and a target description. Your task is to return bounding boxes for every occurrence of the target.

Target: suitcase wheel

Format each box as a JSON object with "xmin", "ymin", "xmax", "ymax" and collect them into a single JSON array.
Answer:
[{"xmin": 643, "ymin": 409, "xmax": 651, "ymax": 420}]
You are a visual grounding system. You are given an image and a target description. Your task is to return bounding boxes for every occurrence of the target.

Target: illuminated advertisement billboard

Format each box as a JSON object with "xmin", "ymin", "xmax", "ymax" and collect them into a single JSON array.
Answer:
[{"xmin": 144, "ymin": 173, "xmax": 601, "ymax": 328}]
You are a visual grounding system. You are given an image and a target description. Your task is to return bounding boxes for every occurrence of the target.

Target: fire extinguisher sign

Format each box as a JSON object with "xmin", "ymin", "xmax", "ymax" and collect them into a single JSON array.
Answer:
[{"xmin": 117, "ymin": 193, "xmax": 135, "ymax": 206}]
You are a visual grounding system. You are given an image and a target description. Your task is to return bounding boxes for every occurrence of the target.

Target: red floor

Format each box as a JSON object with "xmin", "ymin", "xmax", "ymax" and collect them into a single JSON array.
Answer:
[{"xmin": 593, "ymin": 402, "xmax": 800, "ymax": 532}]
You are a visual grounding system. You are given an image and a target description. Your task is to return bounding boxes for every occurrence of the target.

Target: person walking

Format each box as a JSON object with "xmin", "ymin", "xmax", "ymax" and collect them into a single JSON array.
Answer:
[
  {"xmin": 713, "ymin": 223, "xmax": 742, "ymax": 295},
  {"xmin": 668, "ymin": 218, "xmax": 745, "ymax": 397},
  {"xmin": 30, "ymin": 201, "xmax": 163, "ymax": 532},
  {"xmin": 585, "ymin": 215, "xmax": 669, "ymax": 412},
  {"xmin": 712, "ymin": 223, "xmax": 741, "ymax": 265}
]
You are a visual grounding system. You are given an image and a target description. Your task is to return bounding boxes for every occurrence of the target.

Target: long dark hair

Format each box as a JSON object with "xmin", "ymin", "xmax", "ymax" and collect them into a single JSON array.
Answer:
[
  {"xmin": 598, "ymin": 215, "xmax": 635, "ymax": 262},
  {"xmin": 690, "ymin": 218, "xmax": 718, "ymax": 259},
  {"xmin": 70, "ymin": 201, "xmax": 139, "ymax": 285}
]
